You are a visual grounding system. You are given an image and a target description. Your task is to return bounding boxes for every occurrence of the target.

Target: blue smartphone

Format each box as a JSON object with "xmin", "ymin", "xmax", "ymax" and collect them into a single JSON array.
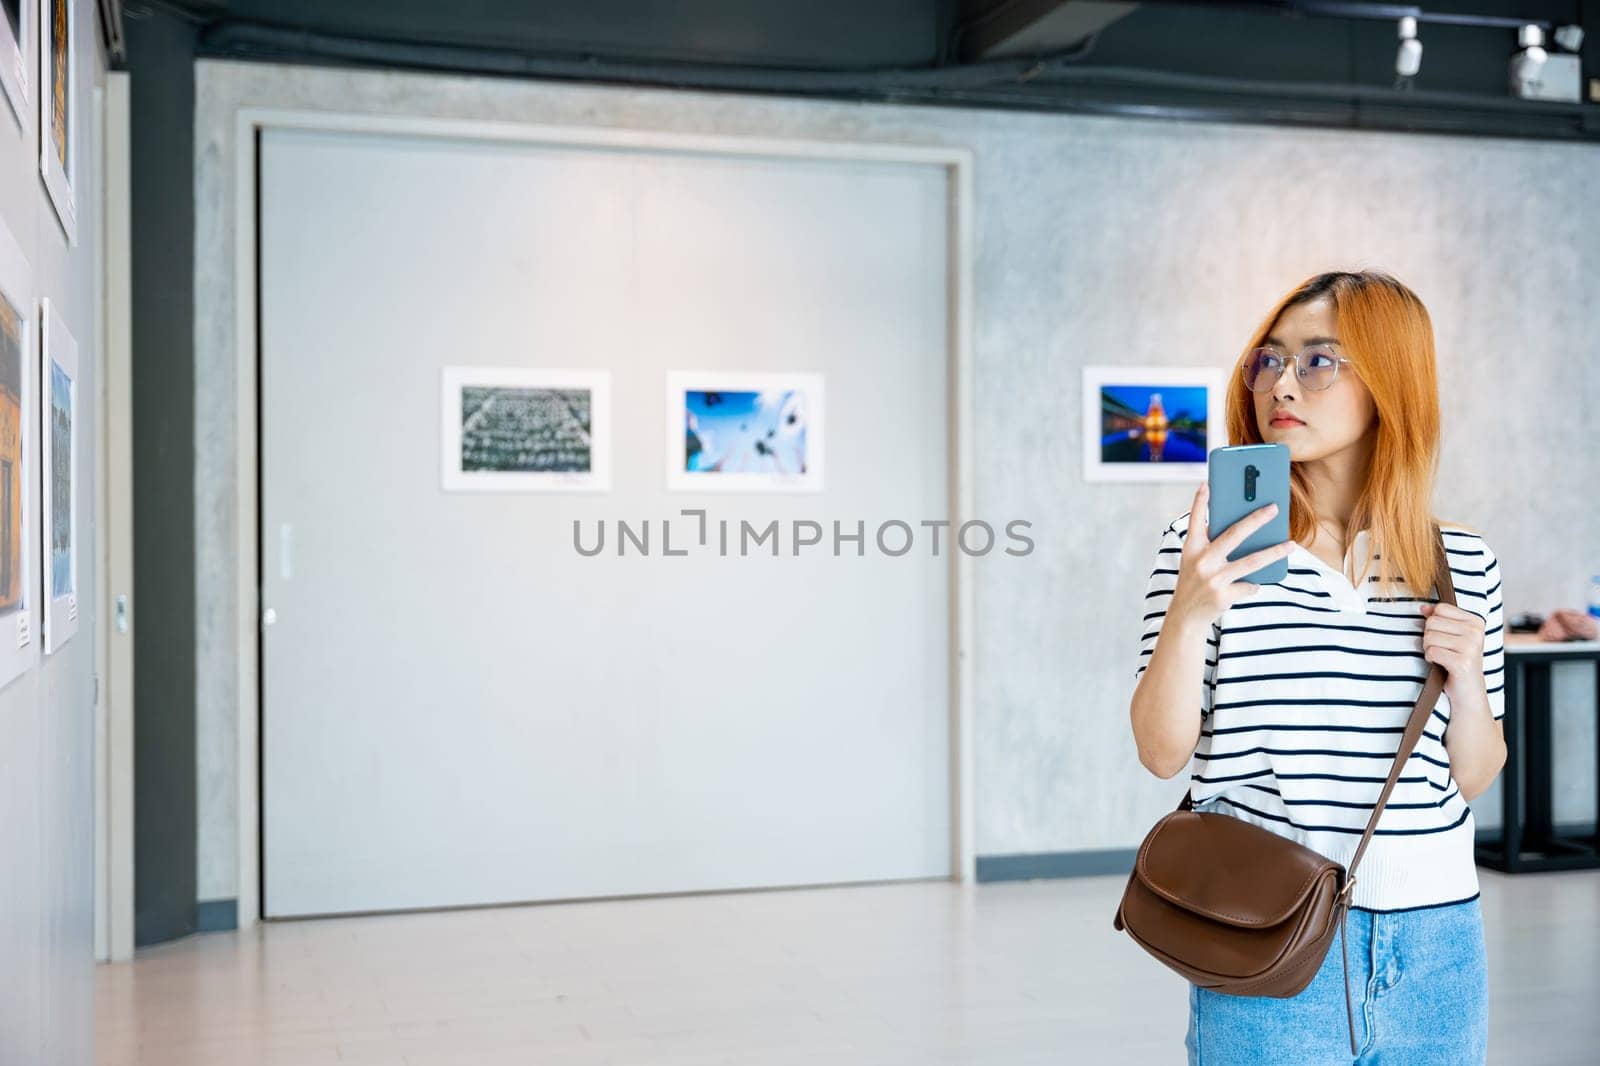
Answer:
[{"xmin": 1207, "ymin": 443, "xmax": 1291, "ymax": 585}]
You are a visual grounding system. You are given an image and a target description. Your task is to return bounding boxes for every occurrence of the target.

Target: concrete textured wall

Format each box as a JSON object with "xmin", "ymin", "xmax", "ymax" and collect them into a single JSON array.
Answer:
[
  {"xmin": 194, "ymin": 58, "xmax": 1600, "ymax": 905},
  {"xmin": 0, "ymin": 4, "xmax": 106, "ymax": 1062}
]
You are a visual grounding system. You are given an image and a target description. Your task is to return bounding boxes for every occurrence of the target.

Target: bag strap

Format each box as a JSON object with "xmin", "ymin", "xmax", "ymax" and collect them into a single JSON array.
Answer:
[
  {"xmin": 1175, "ymin": 524, "xmax": 1458, "ymax": 881},
  {"xmin": 1341, "ymin": 523, "xmax": 1454, "ymax": 888}
]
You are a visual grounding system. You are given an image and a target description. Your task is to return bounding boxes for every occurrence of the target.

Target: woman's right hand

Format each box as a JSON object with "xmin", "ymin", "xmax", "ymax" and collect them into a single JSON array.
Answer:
[{"xmin": 1167, "ymin": 481, "xmax": 1297, "ymax": 629}]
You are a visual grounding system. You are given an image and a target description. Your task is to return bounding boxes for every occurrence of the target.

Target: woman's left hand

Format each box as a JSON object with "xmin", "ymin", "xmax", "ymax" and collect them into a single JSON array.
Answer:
[{"xmin": 1419, "ymin": 601, "xmax": 1488, "ymax": 707}]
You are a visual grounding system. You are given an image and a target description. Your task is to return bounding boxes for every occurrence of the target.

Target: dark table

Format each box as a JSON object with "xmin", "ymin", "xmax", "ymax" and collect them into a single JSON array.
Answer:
[{"xmin": 1475, "ymin": 634, "xmax": 1600, "ymax": 872}]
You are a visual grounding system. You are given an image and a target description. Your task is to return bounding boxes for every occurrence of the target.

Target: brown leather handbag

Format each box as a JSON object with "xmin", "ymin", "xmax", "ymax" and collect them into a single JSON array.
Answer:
[{"xmin": 1112, "ymin": 528, "xmax": 1456, "ymax": 1056}]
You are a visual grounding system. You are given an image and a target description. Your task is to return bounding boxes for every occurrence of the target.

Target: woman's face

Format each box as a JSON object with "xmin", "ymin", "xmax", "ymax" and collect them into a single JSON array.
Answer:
[{"xmin": 1251, "ymin": 297, "xmax": 1376, "ymax": 461}]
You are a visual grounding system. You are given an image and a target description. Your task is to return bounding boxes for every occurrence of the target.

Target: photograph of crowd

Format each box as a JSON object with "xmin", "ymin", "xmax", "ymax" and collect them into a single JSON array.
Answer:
[
  {"xmin": 441, "ymin": 367, "xmax": 611, "ymax": 492},
  {"xmin": 461, "ymin": 385, "xmax": 592, "ymax": 474}
]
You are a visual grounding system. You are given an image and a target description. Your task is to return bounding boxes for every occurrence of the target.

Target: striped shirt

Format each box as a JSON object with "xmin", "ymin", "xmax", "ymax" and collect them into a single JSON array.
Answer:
[{"xmin": 1135, "ymin": 509, "xmax": 1505, "ymax": 913}]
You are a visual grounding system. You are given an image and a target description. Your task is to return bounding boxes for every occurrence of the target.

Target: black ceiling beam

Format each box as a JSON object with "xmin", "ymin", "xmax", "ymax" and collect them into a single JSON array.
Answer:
[
  {"xmin": 1146, "ymin": 0, "xmax": 1562, "ymax": 29},
  {"xmin": 189, "ymin": 14, "xmax": 1599, "ymax": 141}
]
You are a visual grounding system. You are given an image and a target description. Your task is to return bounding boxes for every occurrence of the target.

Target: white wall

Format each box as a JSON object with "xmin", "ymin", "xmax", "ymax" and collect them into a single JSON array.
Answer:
[
  {"xmin": 254, "ymin": 125, "xmax": 955, "ymax": 916},
  {"xmin": 0, "ymin": 4, "xmax": 106, "ymax": 1063},
  {"xmin": 194, "ymin": 59, "xmax": 1600, "ymax": 910}
]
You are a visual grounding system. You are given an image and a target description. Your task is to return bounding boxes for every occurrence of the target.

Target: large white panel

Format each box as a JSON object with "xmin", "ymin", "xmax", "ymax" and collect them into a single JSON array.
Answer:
[{"xmin": 260, "ymin": 127, "xmax": 952, "ymax": 917}]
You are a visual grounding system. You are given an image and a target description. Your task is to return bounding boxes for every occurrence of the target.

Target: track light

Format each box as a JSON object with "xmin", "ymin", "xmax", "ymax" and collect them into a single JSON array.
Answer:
[
  {"xmin": 1510, "ymin": 23, "xmax": 1580, "ymax": 102},
  {"xmin": 1395, "ymin": 16, "xmax": 1422, "ymax": 80},
  {"xmin": 1509, "ymin": 24, "xmax": 1547, "ymax": 96},
  {"xmin": 1551, "ymin": 25, "xmax": 1584, "ymax": 53}
]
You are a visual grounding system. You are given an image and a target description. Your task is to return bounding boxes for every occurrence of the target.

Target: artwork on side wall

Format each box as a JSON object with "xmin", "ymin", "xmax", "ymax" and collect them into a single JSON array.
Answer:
[
  {"xmin": 0, "ymin": 217, "xmax": 37, "ymax": 687},
  {"xmin": 1081, "ymin": 365, "xmax": 1225, "ymax": 483},
  {"xmin": 440, "ymin": 366, "xmax": 611, "ymax": 493},
  {"xmin": 0, "ymin": 0, "xmax": 31, "ymax": 128},
  {"xmin": 666, "ymin": 371, "xmax": 824, "ymax": 493},
  {"xmin": 39, "ymin": 0, "xmax": 76, "ymax": 244},
  {"xmin": 40, "ymin": 297, "xmax": 76, "ymax": 653}
]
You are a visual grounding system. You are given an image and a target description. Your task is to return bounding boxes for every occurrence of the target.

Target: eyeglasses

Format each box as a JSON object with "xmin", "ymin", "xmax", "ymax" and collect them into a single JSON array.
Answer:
[{"xmin": 1241, "ymin": 345, "xmax": 1353, "ymax": 393}]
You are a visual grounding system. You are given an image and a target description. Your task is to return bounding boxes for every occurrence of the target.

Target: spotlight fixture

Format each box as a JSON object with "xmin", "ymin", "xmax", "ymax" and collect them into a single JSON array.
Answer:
[
  {"xmin": 1510, "ymin": 23, "xmax": 1581, "ymax": 102},
  {"xmin": 1551, "ymin": 24, "xmax": 1584, "ymax": 53},
  {"xmin": 1509, "ymin": 24, "xmax": 1547, "ymax": 95},
  {"xmin": 1395, "ymin": 16, "xmax": 1422, "ymax": 80}
]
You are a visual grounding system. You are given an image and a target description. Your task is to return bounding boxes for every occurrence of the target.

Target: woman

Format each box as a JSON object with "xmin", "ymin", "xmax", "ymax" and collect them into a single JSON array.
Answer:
[{"xmin": 1129, "ymin": 271, "xmax": 1506, "ymax": 1065}]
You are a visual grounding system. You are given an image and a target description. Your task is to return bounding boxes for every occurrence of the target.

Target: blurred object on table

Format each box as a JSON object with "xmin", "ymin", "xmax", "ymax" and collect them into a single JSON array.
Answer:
[
  {"xmin": 1508, "ymin": 611, "xmax": 1544, "ymax": 634},
  {"xmin": 1536, "ymin": 608, "xmax": 1598, "ymax": 642}
]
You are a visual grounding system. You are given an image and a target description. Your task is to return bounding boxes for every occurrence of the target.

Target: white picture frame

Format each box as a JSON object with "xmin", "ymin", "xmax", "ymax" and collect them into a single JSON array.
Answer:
[
  {"xmin": 441, "ymin": 366, "xmax": 611, "ymax": 493},
  {"xmin": 38, "ymin": 0, "xmax": 75, "ymax": 245},
  {"xmin": 0, "ymin": 215, "xmax": 38, "ymax": 685},
  {"xmin": 0, "ymin": 0, "xmax": 31, "ymax": 128},
  {"xmin": 40, "ymin": 296, "xmax": 76, "ymax": 653},
  {"xmin": 1081, "ymin": 365, "xmax": 1226, "ymax": 483},
  {"xmin": 666, "ymin": 371, "xmax": 824, "ymax": 493}
]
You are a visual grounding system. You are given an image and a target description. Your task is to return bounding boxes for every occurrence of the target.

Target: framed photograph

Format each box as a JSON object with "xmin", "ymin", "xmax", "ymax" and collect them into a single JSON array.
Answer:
[
  {"xmin": 39, "ymin": 0, "xmax": 75, "ymax": 244},
  {"xmin": 666, "ymin": 372, "xmax": 823, "ymax": 493},
  {"xmin": 441, "ymin": 366, "xmax": 610, "ymax": 493},
  {"xmin": 40, "ymin": 297, "xmax": 76, "ymax": 653},
  {"xmin": 0, "ymin": 0, "xmax": 31, "ymax": 128},
  {"xmin": 0, "ymin": 216, "xmax": 37, "ymax": 685},
  {"xmin": 1081, "ymin": 365, "xmax": 1225, "ymax": 483}
]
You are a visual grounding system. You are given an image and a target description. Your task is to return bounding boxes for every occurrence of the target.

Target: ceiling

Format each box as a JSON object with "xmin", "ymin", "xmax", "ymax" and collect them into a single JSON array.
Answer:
[{"xmin": 123, "ymin": 1, "xmax": 1600, "ymax": 140}]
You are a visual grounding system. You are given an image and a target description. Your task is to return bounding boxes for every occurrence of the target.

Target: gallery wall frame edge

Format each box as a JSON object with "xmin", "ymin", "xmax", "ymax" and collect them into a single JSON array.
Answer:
[
  {"xmin": 39, "ymin": 0, "xmax": 78, "ymax": 246},
  {"xmin": 0, "ymin": 0, "xmax": 33, "ymax": 133},
  {"xmin": 0, "ymin": 212, "xmax": 40, "ymax": 686},
  {"xmin": 40, "ymin": 294, "xmax": 79, "ymax": 655}
]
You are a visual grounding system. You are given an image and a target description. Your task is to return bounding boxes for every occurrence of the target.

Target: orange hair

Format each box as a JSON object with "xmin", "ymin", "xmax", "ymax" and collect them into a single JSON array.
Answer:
[{"xmin": 1224, "ymin": 271, "xmax": 1460, "ymax": 598}]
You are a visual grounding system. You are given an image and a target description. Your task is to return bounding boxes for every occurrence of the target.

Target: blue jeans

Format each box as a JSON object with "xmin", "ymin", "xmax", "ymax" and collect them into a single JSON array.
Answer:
[{"xmin": 1186, "ymin": 896, "xmax": 1488, "ymax": 1064}]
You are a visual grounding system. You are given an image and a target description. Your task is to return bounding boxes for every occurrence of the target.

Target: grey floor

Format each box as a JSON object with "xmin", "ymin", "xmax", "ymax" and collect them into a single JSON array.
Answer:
[{"xmin": 96, "ymin": 868, "xmax": 1600, "ymax": 1065}]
